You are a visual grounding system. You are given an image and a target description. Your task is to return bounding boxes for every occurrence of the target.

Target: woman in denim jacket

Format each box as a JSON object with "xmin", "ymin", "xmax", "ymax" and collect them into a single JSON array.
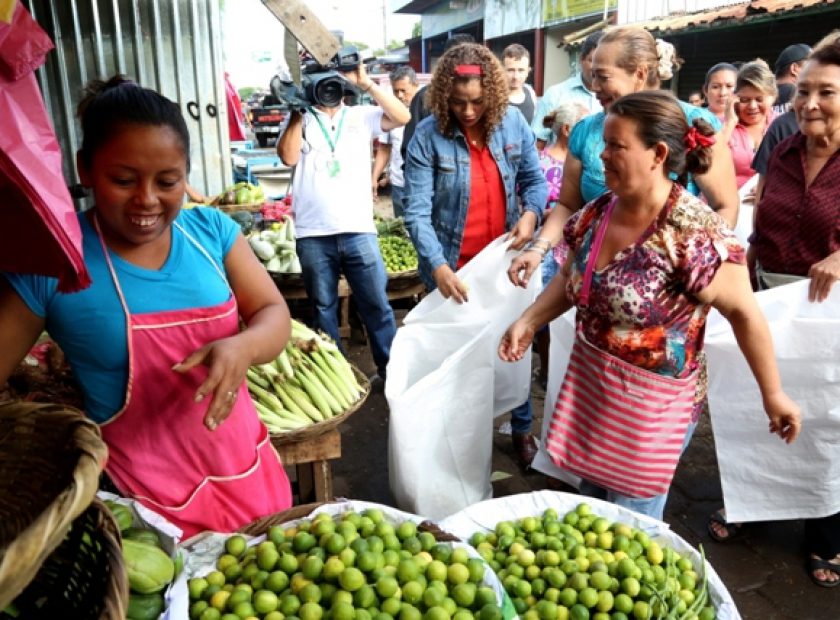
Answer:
[{"xmin": 403, "ymin": 42, "xmax": 549, "ymax": 467}]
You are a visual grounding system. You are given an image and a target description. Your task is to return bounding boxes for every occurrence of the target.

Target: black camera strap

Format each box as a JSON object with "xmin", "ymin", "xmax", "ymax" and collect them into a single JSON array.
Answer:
[{"xmin": 308, "ymin": 106, "xmax": 347, "ymax": 178}]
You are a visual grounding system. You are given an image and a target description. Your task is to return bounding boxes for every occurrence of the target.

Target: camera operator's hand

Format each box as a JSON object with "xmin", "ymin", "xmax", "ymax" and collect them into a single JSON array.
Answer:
[{"xmin": 340, "ymin": 62, "xmax": 373, "ymax": 92}]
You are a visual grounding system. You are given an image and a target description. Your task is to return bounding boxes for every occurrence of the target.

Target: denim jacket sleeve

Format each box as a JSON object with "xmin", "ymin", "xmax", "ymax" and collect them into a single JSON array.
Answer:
[
  {"xmin": 403, "ymin": 118, "xmax": 449, "ymax": 277},
  {"xmin": 514, "ymin": 112, "xmax": 549, "ymax": 223}
]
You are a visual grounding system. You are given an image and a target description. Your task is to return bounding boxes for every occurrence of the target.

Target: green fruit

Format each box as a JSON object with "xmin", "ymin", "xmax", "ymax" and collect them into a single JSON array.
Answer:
[
  {"xmin": 124, "ymin": 528, "xmax": 162, "ymax": 547},
  {"xmin": 127, "ymin": 592, "xmax": 165, "ymax": 620},
  {"xmin": 122, "ymin": 539, "xmax": 175, "ymax": 594},
  {"xmin": 106, "ymin": 501, "xmax": 134, "ymax": 531}
]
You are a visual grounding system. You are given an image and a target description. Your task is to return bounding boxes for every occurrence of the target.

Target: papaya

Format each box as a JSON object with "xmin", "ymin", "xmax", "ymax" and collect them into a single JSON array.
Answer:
[
  {"xmin": 126, "ymin": 592, "xmax": 165, "ymax": 620},
  {"xmin": 123, "ymin": 527, "xmax": 162, "ymax": 547},
  {"xmin": 104, "ymin": 500, "xmax": 133, "ymax": 531},
  {"xmin": 122, "ymin": 539, "xmax": 175, "ymax": 594}
]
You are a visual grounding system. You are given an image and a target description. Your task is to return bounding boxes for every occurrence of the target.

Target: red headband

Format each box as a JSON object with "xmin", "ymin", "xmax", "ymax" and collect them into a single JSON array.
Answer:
[
  {"xmin": 684, "ymin": 126, "xmax": 715, "ymax": 152},
  {"xmin": 454, "ymin": 64, "xmax": 482, "ymax": 76}
]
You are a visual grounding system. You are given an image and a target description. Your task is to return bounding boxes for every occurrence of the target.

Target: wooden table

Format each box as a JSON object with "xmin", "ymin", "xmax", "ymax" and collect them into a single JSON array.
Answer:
[{"xmin": 274, "ymin": 429, "xmax": 341, "ymax": 503}]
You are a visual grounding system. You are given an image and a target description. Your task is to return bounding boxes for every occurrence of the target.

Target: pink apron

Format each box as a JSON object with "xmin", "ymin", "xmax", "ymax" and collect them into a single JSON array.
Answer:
[{"xmin": 96, "ymin": 218, "xmax": 292, "ymax": 538}]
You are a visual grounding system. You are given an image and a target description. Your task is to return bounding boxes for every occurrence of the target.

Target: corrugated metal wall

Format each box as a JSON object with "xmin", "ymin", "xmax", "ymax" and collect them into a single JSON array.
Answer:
[{"xmin": 23, "ymin": 0, "xmax": 231, "ymax": 198}]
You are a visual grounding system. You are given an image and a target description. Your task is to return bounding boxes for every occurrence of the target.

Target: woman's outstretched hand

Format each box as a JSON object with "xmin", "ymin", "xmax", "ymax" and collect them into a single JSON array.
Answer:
[
  {"xmin": 433, "ymin": 264, "xmax": 469, "ymax": 304},
  {"xmin": 763, "ymin": 391, "xmax": 802, "ymax": 444},
  {"xmin": 173, "ymin": 336, "xmax": 253, "ymax": 431},
  {"xmin": 498, "ymin": 318, "xmax": 536, "ymax": 362}
]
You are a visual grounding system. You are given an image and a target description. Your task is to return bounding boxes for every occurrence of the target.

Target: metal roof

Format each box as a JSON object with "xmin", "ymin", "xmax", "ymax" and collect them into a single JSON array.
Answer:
[
  {"xmin": 560, "ymin": 0, "xmax": 833, "ymax": 47},
  {"xmin": 630, "ymin": 0, "xmax": 831, "ymax": 36}
]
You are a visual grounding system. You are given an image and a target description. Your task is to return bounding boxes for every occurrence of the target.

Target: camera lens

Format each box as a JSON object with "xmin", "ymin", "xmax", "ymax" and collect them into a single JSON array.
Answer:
[{"xmin": 313, "ymin": 77, "xmax": 345, "ymax": 107}]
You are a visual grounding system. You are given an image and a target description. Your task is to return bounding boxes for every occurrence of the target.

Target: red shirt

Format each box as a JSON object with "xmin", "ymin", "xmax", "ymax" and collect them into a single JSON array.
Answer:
[
  {"xmin": 458, "ymin": 141, "xmax": 506, "ymax": 268},
  {"xmin": 754, "ymin": 133, "xmax": 840, "ymax": 275}
]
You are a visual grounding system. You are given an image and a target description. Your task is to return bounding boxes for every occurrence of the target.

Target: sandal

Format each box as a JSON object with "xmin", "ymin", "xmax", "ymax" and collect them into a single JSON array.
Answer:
[
  {"xmin": 707, "ymin": 508, "xmax": 745, "ymax": 543},
  {"xmin": 808, "ymin": 556, "xmax": 840, "ymax": 588}
]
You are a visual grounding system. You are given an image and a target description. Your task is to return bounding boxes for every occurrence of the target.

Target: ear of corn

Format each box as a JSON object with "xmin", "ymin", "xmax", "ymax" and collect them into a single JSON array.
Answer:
[{"xmin": 246, "ymin": 320, "xmax": 366, "ymax": 434}]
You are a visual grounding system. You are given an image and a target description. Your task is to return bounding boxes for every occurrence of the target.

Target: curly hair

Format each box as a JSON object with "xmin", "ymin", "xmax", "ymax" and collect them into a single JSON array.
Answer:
[{"xmin": 426, "ymin": 43, "xmax": 509, "ymax": 140}]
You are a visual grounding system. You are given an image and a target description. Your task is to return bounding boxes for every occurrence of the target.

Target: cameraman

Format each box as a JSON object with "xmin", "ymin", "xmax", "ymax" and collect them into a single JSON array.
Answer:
[{"xmin": 277, "ymin": 62, "xmax": 410, "ymax": 385}]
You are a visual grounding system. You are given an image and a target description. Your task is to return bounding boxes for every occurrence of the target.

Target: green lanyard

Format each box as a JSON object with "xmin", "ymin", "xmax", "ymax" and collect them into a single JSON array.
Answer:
[{"xmin": 309, "ymin": 106, "xmax": 346, "ymax": 177}]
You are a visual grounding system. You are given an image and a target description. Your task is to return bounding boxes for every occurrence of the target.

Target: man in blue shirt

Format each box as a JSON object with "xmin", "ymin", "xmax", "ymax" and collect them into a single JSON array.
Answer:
[{"xmin": 531, "ymin": 31, "xmax": 603, "ymax": 148}]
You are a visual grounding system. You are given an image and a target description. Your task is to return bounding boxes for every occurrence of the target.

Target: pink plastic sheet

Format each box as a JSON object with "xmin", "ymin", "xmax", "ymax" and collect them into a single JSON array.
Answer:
[{"xmin": 0, "ymin": 3, "xmax": 89, "ymax": 292}]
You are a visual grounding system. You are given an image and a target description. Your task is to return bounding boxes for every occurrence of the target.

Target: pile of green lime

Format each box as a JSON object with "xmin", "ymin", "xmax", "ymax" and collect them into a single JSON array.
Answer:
[
  {"xmin": 469, "ymin": 503, "xmax": 715, "ymax": 620},
  {"xmin": 187, "ymin": 509, "xmax": 504, "ymax": 620},
  {"xmin": 377, "ymin": 236, "xmax": 418, "ymax": 274}
]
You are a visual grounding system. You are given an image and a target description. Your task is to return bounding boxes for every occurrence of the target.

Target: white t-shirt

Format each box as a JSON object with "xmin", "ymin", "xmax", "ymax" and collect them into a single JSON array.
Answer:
[
  {"xmin": 379, "ymin": 126, "xmax": 405, "ymax": 188},
  {"xmin": 292, "ymin": 104, "xmax": 384, "ymax": 237}
]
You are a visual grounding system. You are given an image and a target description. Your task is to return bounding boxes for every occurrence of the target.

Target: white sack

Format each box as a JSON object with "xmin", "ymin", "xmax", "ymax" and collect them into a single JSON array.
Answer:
[
  {"xmin": 732, "ymin": 174, "xmax": 757, "ymax": 248},
  {"xmin": 387, "ymin": 321, "xmax": 495, "ymax": 520},
  {"xmin": 530, "ymin": 309, "xmax": 582, "ymax": 489},
  {"xmin": 439, "ymin": 490, "xmax": 741, "ymax": 620},
  {"xmin": 705, "ymin": 279, "xmax": 840, "ymax": 522},
  {"xmin": 403, "ymin": 236, "xmax": 541, "ymax": 416}
]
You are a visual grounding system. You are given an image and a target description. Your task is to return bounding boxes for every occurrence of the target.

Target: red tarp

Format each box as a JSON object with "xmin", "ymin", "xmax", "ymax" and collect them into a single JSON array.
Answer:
[{"xmin": 0, "ymin": 2, "xmax": 90, "ymax": 292}]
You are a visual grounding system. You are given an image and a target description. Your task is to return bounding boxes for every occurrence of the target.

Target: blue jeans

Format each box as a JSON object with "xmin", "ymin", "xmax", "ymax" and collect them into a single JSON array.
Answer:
[
  {"xmin": 577, "ymin": 420, "xmax": 698, "ymax": 521},
  {"xmin": 391, "ymin": 184, "xmax": 405, "ymax": 218},
  {"xmin": 511, "ymin": 400, "xmax": 532, "ymax": 435},
  {"xmin": 296, "ymin": 233, "xmax": 397, "ymax": 378}
]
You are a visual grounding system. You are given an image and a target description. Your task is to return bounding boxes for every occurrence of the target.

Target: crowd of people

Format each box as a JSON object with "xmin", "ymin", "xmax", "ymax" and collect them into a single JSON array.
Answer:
[{"xmin": 1, "ymin": 18, "xmax": 838, "ymax": 590}]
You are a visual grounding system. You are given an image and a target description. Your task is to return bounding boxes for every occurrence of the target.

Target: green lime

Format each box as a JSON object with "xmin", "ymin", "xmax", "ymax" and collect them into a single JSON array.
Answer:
[
  {"xmin": 299, "ymin": 601, "xmax": 324, "ymax": 620},
  {"xmin": 569, "ymin": 603, "xmax": 589, "ymax": 620},
  {"xmin": 381, "ymin": 597, "xmax": 402, "ymax": 617},
  {"xmin": 698, "ymin": 606, "xmax": 716, "ymax": 620},
  {"xmin": 402, "ymin": 536, "xmax": 423, "ymax": 555},
  {"xmin": 402, "ymin": 581, "xmax": 424, "ymax": 605},
  {"xmin": 595, "ymin": 591, "xmax": 613, "ymax": 613},
  {"xmin": 354, "ymin": 584, "xmax": 378, "ymax": 609},
  {"xmin": 430, "ymin": 545, "xmax": 452, "ymax": 564},
  {"xmin": 199, "ymin": 608, "xmax": 222, "ymax": 620},
  {"xmin": 446, "ymin": 564, "xmax": 469, "ymax": 586},
  {"xmin": 376, "ymin": 575, "xmax": 399, "ymax": 599},
  {"xmin": 450, "ymin": 583, "xmax": 476, "ymax": 608},
  {"xmin": 400, "ymin": 604, "xmax": 422, "ymax": 620},
  {"xmin": 632, "ymin": 601, "xmax": 648, "ymax": 620},
  {"xmin": 326, "ymin": 533, "xmax": 348, "ymax": 554},
  {"xmin": 397, "ymin": 559, "xmax": 420, "ymax": 583},
  {"xmin": 474, "ymin": 587, "xmax": 496, "ymax": 609},
  {"xmin": 578, "ymin": 587, "xmax": 598, "ymax": 609},
  {"xmin": 280, "ymin": 594, "xmax": 302, "ymax": 616},
  {"xmin": 332, "ymin": 601, "xmax": 356, "ymax": 620},
  {"xmin": 280, "ymin": 553, "xmax": 300, "ymax": 575},
  {"xmin": 557, "ymin": 588, "xmax": 577, "ymax": 607},
  {"xmin": 339, "ymin": 567, "xmax": 366, "ymax": 592},
  {"xmin": 225, "ymin": 535, "xmax": 248, "ymax": 558},
  {"xmin": 357, "ymin": 550, "xmax": 380, "ymax": 573},
  {"xmin": 300, "ymin": 583, "xmax": 323, "ymax": 604},
  {"xmin": 226, "ymin": 589, "xmax": 251, "ymax": 609},
  {"xmin": 478, "ymin": 603, "xmax": 502, "ymax": 620},
  {"xmin": 397, "ymin": 521, "xmax": 418, "ymax": 540},
  {"xmin": 424, "ymin": 606, "xmax": 451, "ymax": 620},
  {"xmin": 339, "ymin": 547, "xmax": 358, "ymax": 568},
  {"xmin": 231, "ymin": 601, "xmax": 256, "ymax": 618},
  {"xmin": 536, "ymin": 600, "xmax": 558, "ymax": 620},
  {"xmin": 419, "ymin": 532, "xmax": 437, "ymax": 551},
  {"xmin": 589, "ymin": 571, "xmax": 611, "ymax": 592},
  {"xmin": 302, "ymin": 556, "xmax": 324, "ymax": 580},
  {"xmin": 423, "ymin": 587, "xmax": 446, "ymax": 608},
  {"xmin": 190, "ymin": 601, "xmax": 209, "ymax": 620},
  {"xmin": 189, "ymin": 577, "xmax": 210, "ymax": 601}
]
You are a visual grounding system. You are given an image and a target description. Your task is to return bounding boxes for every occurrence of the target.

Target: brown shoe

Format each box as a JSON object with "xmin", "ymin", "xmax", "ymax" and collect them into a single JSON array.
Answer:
[{"xmin": 512, "ymin": 432, "xmax": 538, "ymax": 469}]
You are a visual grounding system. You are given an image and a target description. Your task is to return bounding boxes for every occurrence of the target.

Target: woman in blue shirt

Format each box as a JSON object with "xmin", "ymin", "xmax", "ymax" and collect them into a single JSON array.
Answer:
[{"xmin": 508, "ymin": 26, "xmax": 740, "ymax": 287}]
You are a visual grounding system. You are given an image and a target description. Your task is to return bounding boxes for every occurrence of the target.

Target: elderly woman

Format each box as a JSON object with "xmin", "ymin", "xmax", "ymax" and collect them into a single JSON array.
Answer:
[
  {"xmin": 508, "ymin": 26, "xmax": 739, "ymax": 288},
  {"xmin": 723, "ymin": 59, "xmax": 779, "ymax": 188},
  {"xmin": 404, "ymin": 42, "xmax": 548, "ymax": 467},
  {"xmin": 709, "ymin": 36, "xmax": 840, "ymax": 588},
  {"xmin": 500, "ymin": 91, "xmax": 800, "ymax": 520}
]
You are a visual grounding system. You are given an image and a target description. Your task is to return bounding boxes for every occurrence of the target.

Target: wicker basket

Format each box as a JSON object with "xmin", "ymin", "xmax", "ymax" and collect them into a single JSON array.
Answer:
[
  {"xmin": 3, "ymin": 498, "xmax": 128, "ymax": 619},
  {"xmin": 216, "ymin": 202, "xmax": 265, "ymax": 213},
  {"xmin": 269, "ymin": 367, "xmax": 370, "ymax": 447},
  {"xmin": 386, "ymin": 268, "xmax": 420, "ymax": 281},
  {"xmin": 0, "ymin": 401, "xmax": 109, "ymax": 609}
]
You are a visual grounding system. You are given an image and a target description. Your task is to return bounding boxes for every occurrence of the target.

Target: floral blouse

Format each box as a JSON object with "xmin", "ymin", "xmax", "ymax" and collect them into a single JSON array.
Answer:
[
  {"xmin": 563, "ymin": 184, "xmax": 745, "ymax": 415},
  {"xmin": 539, "ymin": 149, "xmax": 565, "ymax": 211}
]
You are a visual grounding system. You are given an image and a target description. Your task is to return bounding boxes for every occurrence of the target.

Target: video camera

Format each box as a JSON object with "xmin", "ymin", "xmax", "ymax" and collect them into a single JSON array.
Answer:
[{"xmin": 270, "ymin": 46, "xmax": 362, "ymax": 111}]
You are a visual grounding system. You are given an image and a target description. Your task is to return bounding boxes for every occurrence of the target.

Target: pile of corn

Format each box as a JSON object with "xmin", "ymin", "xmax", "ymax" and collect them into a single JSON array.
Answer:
[{"xmin": 247, "ymin": 320, "xmax": 365, "ymax": 433}]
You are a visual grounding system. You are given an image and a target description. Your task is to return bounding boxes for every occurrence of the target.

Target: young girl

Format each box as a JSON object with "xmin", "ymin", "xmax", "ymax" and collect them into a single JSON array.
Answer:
[{"xmin": 0, "ymin": 76, "xmax": 293, "ymax": 537}]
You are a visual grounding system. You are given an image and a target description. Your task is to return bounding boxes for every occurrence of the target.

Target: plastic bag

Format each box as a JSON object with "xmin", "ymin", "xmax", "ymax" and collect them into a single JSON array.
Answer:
[
  {"xmin": 705, "ymin": 279, "xmax": 840, "ymax": 522},
  {"xmin": 387, "ymin": 321, "xmax": 495, "ymax": 520},
  {"xmin": 0, "ymin": 4, "xmax": 89, "ymax": 292},
  {"xmin": 402, "ymin": 235, "xmax": 542, "ymax": 415}
]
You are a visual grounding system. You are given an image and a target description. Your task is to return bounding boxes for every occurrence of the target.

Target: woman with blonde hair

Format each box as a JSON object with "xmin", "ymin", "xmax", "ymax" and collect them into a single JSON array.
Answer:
[
  {"xmin": 508, "ymin": 25, "xmax": 739, "ymax": 288},
  {"xmin": 724, "ymin": 59, "xmax": 779, "ymax": 188},
  {"xmin": 404, "ymin": 42, "xmax": 548, "ymax": 466}
]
